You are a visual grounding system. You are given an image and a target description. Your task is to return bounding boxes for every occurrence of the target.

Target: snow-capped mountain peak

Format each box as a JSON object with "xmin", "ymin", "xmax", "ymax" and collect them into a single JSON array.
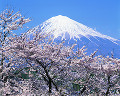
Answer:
[
  {"xmin": 36, "ymin": 15, "xmax": 117, "ymax": 43},
  {"xmin": 29, "ymin": 15, "xmax": 120, "ymax": 58}
]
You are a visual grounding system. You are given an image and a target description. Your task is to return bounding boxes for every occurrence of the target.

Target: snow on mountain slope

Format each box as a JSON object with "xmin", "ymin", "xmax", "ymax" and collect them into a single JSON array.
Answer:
[
  {"xmin": 32, "ymin": 15, "xmax": 120, "ymax": 58},
  {"xmin": 36, "ymin": 15, "xmax": 117, "ymax": 44}
]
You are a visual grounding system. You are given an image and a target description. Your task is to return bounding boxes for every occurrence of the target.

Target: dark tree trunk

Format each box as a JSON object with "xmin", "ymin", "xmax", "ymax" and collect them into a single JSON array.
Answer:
[
  {"xmin": 106, "ymin": 75, "xmax": 111, "ymax": 96},
  {"xmin": 36, "ymin": 59, "xmax": 58, "ymax": 93}
]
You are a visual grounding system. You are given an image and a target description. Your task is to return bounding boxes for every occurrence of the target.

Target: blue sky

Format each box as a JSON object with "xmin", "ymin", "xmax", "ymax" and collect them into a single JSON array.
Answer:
[{"xmin": 0, "ymin": 0, "xmax": 120, "ymax": 39}]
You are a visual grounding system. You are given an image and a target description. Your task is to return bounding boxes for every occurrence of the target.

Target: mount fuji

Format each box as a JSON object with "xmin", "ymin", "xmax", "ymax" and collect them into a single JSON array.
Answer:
[{"xmin": 33, "ymin": 15, "xmax": 120, "ymax": 58}]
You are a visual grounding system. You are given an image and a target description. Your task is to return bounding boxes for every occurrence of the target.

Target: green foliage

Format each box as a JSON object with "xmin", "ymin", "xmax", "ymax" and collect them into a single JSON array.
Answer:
[
  {"xmin": 72, "ymin": 83, "xmax": 82, "ymax": 91},
  {"xmin": 21, "ymin": 73, "xmax": 29, "ymax": 79},
  {"xmin": 56, "ymin": 80, "xmax": 63, "ymax": 86},
  {"xmin": 90, "ymin": 73, "xmax": 95, "ymax": 78},
  {"xmin": 24, "ymin": 67, "xmax": 30, "ymax": 73}
]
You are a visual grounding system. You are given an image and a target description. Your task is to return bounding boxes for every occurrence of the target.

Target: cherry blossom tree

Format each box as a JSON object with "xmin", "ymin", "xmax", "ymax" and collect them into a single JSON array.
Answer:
[
  {"xmin": 69, "ymin": 48, "xmax": 120, "ymax": 95},
  {"xmin": 0, "ymin": 9, "xmax": 30, "ymax": 95},
  {"xmin": 5, "ymin": 30, "xmax": 74, "ymax": 94}
]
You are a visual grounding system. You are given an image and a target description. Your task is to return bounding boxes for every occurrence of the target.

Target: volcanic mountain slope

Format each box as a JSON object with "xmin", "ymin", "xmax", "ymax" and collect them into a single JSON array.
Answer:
[{"xmin": 34, "ymin": 15, "xmax": 120, "ymax": 58}]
